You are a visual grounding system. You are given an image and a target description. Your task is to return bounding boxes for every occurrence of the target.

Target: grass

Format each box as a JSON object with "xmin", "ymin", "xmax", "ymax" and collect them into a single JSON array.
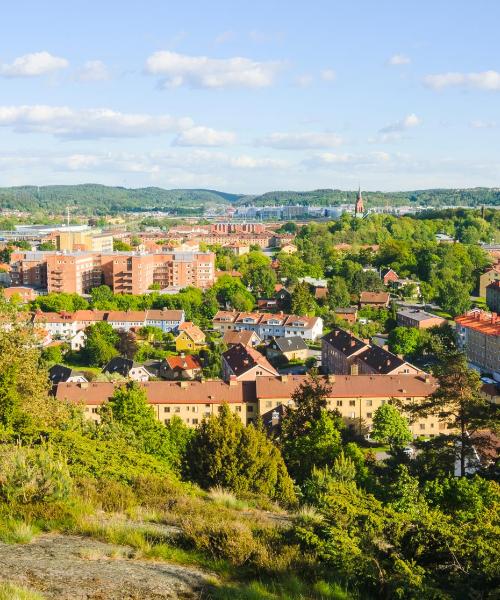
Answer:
[
  {"xmin": 61, "ymin": 361, "xmax": 102, "ymax": 375},
  {"xmin": 0, "ymin": 519, "xmax": 37, "ymax": 544},
  {"xmin": 0, "ymin": 582, "xmax": 44, "ymax": 600},
  {"xmin": 208, "ymin": 486, "xmax": 249, "ymax": 511}
]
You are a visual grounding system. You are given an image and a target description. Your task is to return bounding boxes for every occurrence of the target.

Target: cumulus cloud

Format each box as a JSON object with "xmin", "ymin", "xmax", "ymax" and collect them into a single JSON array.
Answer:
[
  {"xmin": 424, "ymin": 70, "xmax": 500, "ymax": 91},
  {"xmin": 255, "ymin": 132, "xmax": 343, "ymax": 150},
  {"xmin": 0, "ymin": 105, "xmax": 194, "ymax": 139},
  {"xmin": 320, "ymin": 69, "xmax": 336, "ymax": 81},
  {"xmin": 470, "ymin": 119, "xmax": 497, "ymax": 129},
  {"xmin": 77, "ymin": 60, "xmax": 110, "ymax": 81},
  {"xmin": 389, "ymin": 54, "xmax": 410, "ymax": 66},
  {"xmin": 145, "ymin": 50, "xmax": 281, "ymax": 88},
  {"xmin": 0, "ymin": 51, "xmax": 68, "ymax": 77},
  {"xmin": 379, "ymin": 113, "xmax": 421, "ymax": 134},
  {"xmin": 173, "ymin": 126, "xmax": 236, "ymax": 146}
]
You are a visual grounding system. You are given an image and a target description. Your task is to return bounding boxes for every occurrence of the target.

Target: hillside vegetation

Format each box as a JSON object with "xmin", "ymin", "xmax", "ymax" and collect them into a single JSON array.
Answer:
[{"xmin": 0, "ymin": 184, "xmax": 499, "ymax": 215}]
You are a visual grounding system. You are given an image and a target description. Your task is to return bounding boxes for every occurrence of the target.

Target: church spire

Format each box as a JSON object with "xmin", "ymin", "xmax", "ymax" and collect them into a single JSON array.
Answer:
[{"xmin": 355, "ymin": 186, "xmax": 364, "ymax": 217}]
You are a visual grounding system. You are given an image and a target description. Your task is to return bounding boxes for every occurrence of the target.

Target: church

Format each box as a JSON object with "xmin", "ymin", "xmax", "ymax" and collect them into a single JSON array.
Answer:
[{"xmin": 354, "ymin": 186, "xmax": 364, "ymax": 217}]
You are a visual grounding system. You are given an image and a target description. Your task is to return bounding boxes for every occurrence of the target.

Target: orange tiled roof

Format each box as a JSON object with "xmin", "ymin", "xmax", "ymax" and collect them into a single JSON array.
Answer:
[{"xmin": 455, "ymin": 312, "xmax": 500, "ymax": 336}]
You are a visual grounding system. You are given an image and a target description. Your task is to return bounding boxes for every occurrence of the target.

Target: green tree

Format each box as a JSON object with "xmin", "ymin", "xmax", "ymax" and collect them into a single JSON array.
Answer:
[
  {"xmin": 113, "ymin": 239, "xmax": 133, "ymax": 251},
  {"xmin": 371, "ymin": 403, "xmax": 412, "ymax": 451},
  {"xmin": 291, "ymin": 281, "xmax": 316, "ymax": 315},
  {"xmin": 388, "ymin": 326, "xmax": 423, "ymax": 356},
  {"xmin": 83, "ymin": 322, "xmax": 119, "ymax": 367},
  {"xmin": 90, "ymin": 285, "xmax": 115, "ymax": 309},
  {"xmin": 187, "ymin": 405, "xmax": 296, "ymax": 505},
  {"xmin": 327, "ymin": 276, "xmax": 351, "ymax": 309},
  {"xmin": 437, "ymin": 279, "xmax": 472, "ymax": 316}
]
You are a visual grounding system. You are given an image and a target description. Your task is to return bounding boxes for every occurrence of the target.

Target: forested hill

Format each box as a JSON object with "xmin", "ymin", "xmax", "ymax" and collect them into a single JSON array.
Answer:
[
  {"xmin": 0, "ymin": 184, "xmax": 499, "ymax": 214},
  {"xmin": 0, "ymin": 184, "xmax": 241, "ymax": 214},
  {"xmin": 239, "ymin": 187, "xmax": 500, "ymax": 207}
]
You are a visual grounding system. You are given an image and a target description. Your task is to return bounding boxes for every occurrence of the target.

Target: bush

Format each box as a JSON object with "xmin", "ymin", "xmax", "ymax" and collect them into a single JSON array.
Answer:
[{"xmin": 0, "ymin": 445, "xmax": 72, "ymax": 504}]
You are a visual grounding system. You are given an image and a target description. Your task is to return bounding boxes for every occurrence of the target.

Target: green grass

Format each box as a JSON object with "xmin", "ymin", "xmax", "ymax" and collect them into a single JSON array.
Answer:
[
  {"xmin": 0, "ymin": 519, "xmax": 37, "ymax": 544},
  {"xmin": 61, "ymin": 362, "xmax": 102, "ymax": 375},
  {"xmin": 0, "ymin": 582, "xmax": 44, "ymax": 600}
]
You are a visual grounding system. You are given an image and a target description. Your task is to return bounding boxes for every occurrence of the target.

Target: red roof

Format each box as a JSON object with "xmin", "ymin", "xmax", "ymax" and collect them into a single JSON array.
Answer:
[
  {"xmin": 165, "ymin": 355, "xmax": 202, "ymax": 370},
  {"xmin": 455, "ymin": 312, "xmax": 500, "ymax": 337}
]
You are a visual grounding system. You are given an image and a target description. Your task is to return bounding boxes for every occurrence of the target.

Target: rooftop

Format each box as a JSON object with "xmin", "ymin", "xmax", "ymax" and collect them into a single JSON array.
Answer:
[
  {"xmin": 222, "ymin": 344, "xmax": 278, "ymax": 377},
  {"xmin": 455, "ymin": 311, "xmax": 500, "ymax": 336},
  {"xmin": 397, "ymin": 308, "xmax": 446, "ymax": 322}
]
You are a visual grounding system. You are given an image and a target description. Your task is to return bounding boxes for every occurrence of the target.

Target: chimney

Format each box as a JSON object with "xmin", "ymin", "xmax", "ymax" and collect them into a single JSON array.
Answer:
[
  {"xmin": 350, "ymin": 363, "xmax": 359, "ymax": 376},
  {"xmin": 79, "ymin": 382, "xmax": 88, "ymax": 389},
  {"xmin": 180, "ymin": 381, "xmax": 189, "ymax": 389},
  {"xmin": 180, "ymin": 352, "xmax": 185, "ymax": 359},
  {"xmin": 327, "ymin": 374, "xmax": 336, "ymax": 383},
  {"xmin": 424, "ymin": 374, "xmax": 430, "ymax": 383},
  {"xmin": 280, "ymin": 374, "xmax": 288, "ymax": 382}
]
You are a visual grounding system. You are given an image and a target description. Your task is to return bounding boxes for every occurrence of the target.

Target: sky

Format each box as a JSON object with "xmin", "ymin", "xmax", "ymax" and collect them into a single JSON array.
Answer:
[{"xmin": 0, "ymin": 0, "xmax": 499, "ymax": 194}]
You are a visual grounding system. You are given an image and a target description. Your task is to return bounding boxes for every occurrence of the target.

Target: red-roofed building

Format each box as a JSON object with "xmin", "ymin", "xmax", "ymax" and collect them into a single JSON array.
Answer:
[
  {"xmin": 222, "ymin": 344, "xmax": 278, "ymax": 381},
  {"xmin": 161, "ymin": 354, "xmax": 203, "ymax": 380}
]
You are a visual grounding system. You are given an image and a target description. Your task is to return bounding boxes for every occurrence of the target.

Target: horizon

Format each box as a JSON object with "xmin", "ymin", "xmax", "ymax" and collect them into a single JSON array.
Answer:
[{"xmin": 1, "ymin": 1, "xmax": 499, "ymax": 192}]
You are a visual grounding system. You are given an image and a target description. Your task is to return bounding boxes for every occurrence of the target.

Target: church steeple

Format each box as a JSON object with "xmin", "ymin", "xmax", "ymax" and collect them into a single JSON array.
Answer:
[{"xmin": 355, "ymin": 186, "xmax": 364, "ymax": 217}]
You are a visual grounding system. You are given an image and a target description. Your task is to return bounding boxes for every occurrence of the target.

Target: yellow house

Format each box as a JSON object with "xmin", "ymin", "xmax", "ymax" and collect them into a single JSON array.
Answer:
[{"xmin": 175, "ymin": 322, "xmax": 207, "ymax": 352}]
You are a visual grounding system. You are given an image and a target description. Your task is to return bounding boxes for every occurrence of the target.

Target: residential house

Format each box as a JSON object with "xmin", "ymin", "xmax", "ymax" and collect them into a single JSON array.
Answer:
[
  {"xmin": 396, "ymin": 308, "xmax": 447, "ymax": 329},
  {"xmin": 382, "ymin": 268, "xmax": 399, "ymax": 286},
  {"xmin": 103, "ymin": 357, "xmax": 153, "ymax": 382},
  {"xmin": 175, "ymin": 321, "xmax": 206, "ymax": 352},
  {"xmin": 280, "ymin": 243, "xmax": 297, "ymax": 255},
  {"xmin": 48, "ymin": 364, "xmax": 87, "ymax": 385},
  {"xmin": 222, "ymin": 343, "xmax": 278, "ymax": 381},
  {"xmin": 267, "ymin": 336, "xmax": 309, "ymax": 362},
  {"xmin": 70, "ymin": 330, "xmax": 87, "ymax": 351},
  {"xmin": 334, "ymin": 307, "xmax": 358, "ymax": 324},
  {"xmin": 479, "ymin": 265, "xmax": 500, "ymax": 297},
  {"xmin": 145, "ymin": 309, "xmax": 185, "ymax": 332},
  {"xmin": 2, "ymin": 286, "xmax": 36, "ymax": 303},
  {"xmin": 222, "ymin": 329, "xmax": 261, "ymax": 348},
  {"xmin": 359, "ymin": 291, "xmax": 390, "ymax": 308},
  {"xmin": 161, "ymin": 354, "xmax": 203, "ymax": 380}
]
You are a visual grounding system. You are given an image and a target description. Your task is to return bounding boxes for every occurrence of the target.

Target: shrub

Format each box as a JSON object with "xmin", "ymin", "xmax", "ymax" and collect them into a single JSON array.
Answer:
[{"xmin": 0, "ymin": 445, "xmax": 72, "ymax": 504}]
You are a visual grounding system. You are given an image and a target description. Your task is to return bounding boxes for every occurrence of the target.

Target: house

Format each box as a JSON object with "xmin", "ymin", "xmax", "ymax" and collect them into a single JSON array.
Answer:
[
  {"xmin": 69, "ymin": 330, "xmax": 87, "ymax": 351},
  {"xmin": 223, "ymin": 329, "xmax": 261, "ymax": 348},
  {"xmin": 2, "ymin": 286, "xmax": 37, "ymax": 303},
  {"xmin": 145, "ymin": 309, "xmax": 185, "ymax": 332},
  {"xmin": 280, "ymin": 243, "xmax": 297, "ymax": 255},
  {"xmin": 213, "ymin": 310, "xmax": 323, "ymax": 341},
  {"xmin": 393, "ymin": 278, "xmax": 421, "ymax": 299},
  {"xmin": 175, "ymin": 322, "xmax": 206, "ymax": 352},
  {"xmin": 161, "ymin": 354, "xmax": 203, "ymax": 380},
  {"xmin": 48, "ymin": 364, "xmax": 87, "ymax": 385},
  {"xmin": 334, "ymin": 307, "xmax": 358, "ymax": 324},
  {"xmin": 322, "ymin": 326, "xmax": 421, "ymax": 376},
  {"xmin": 222, "ymin": 343, "xmax": 278, "ymax": 381},
  {"xmin": 486, "ymin": 280, "xmax": 500, "ymax": 313},
  {"xmin": 267, "ymin": 336, "xmax": 309, "ymax": 362},
  {"xmin": 382, "ymin": 268, "xmax": 399, "ymax": 286},
  {"xmin": 257, "ymin": 298, "xmax": 279, "ymax": 311},
  {"xmin": 103, "ymin": 357, "xmax": 153, "ymax": 382},
  {"xmin": 359, "ymin": 291, "xmax": 390, "ymax": 308},
  {"xmin": 396, "ymin": 308, "xmax": 447, "ymax": 329},
  {"xmin": 224, "ymin": 243, "xmax": 250, "ymax": 256},
  {"xmin": 479, "ymin": 265, "xmax": 500, "ymax": 297}
]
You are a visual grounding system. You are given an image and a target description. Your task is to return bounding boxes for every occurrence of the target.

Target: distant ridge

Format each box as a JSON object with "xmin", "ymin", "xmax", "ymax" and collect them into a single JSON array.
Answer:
[{"xmin": 0, "ymin": 184, "xmax": 498, "ymax": 214}]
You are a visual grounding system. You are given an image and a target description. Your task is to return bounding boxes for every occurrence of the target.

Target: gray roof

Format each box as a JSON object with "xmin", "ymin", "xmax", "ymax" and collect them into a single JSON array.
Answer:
[
  {"xmin": 272, "ymin": 336, "xmax": 308, "ymax": 352},
  {"xmin": 397, "ymin": 308, "xmax": 444, "ymax": 322}
]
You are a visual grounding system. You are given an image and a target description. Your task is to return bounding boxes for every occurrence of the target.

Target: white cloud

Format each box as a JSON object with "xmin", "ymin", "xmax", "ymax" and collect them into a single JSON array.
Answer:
[
  {"xmin": 0, "ymin": 51, "xmax": 68, "ymax": 77},
  {"xmin": 215, "ymin": 31, "xmax": 236, "ymax": 44},
  {"xmin": 389, "ymin": 54, "xmax": 411, "ymax": 66},
  {"xmin": 145, "ymin": 50, "xmax": 282, "ymax": 89},
  {"xmin": 0, "ymin": 105, "xmax": 194, "ymax": 139},
  {"xmin": 424, "ymin": 70, "xmax": 500, "ymax": 91},
  {"xmin": 321, "ymin": 69, "xmax": 336, "ymax": 81},
  {"xmin": 255, "ymin": 132, "xmax": 343, "ymax": 150},
  {"xmin": 379, "ymin": 113, "xmax": 421, "ymax": 134},
  {"xmin": 305, "ymin": 151, "xmax": 391, "ymax": 167},
  {"xmin": 470, "ymin": 119, "xmax": 497, "ymax": 129},
  {"xmin": 294, "ymin": 74, "xmax": 314, "ymax": 87},
  {"xmin": 77, "ymin": 60, "xmax": 110, "ymax": 81},
  {"xmin": 173, "ymin": 126, "xmax": 236, "ymax": 146}
]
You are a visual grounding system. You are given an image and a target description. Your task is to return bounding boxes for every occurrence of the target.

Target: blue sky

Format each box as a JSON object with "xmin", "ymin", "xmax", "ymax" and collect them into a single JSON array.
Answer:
[{"xmin": 0, "ymin": 0, "xmax": 499, "ymax": 193}]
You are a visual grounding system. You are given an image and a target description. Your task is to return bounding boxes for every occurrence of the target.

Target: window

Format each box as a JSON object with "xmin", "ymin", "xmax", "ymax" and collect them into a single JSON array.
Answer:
[
  {"xmin": 349, "ymin": 400, "xmax": 356, "ymax": 407},
  {"xmin": 192, "ymin": 418, "xmax": 198, "ymax": 425},
  {"xmin": 336, "ymin": 400, "xmax": 343, "ymax": 407},
  {"xmin": 406, "ymin": 397, "xmax": 412, "ymax": 402},
  {"xmin": 164, "ymin": 418, "xmax": 170, "ymax": 424},
  {"xmin": 91, "ymin": 408, "xmax": 98, "ymax": 414},
  {"xmin": 366, "ymin": 412, "xmax": 372, "ymax": 418},
  {"xmin": 174, "ymin": 407, "xmax": 181, "ymax": 413},
  {"xmin": 164, "ymin": 407, "xmax": 170, "ymax": 413},
  {"xmin": 419, "ymin": 423, "xmax": 425, "ymax": 430},
  {"xmin": 247, "ymin": 405, "xmax": 254, "ymax": 412},
  {"xmin": 235, "ymin": 406, "xmax": 241, "ymax": 412},
  {"xmin": 349, "ymin": 412, "xmax": 356, "ymax": 419},
  {"xmin": 192, "ymin": 406, "xmax": 198, "ymax": 413}
]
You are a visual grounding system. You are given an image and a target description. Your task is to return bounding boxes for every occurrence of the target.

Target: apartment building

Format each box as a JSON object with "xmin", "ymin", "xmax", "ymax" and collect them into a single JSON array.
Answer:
[
  {"xmin": 455, "ymin": 311, "xmax": 500, "ymax": 379},
  {"xmin": 210, "ymin": 223, "xmax": 267, "ymax": 234},
  {"xmin": 10, "ymin": 251, "xmax": 215, "ymax": 295},
  {"xmin": 213, "ymin": 310, "xmax": 323, "ymax": 341},
  {"xmin": 54, "ymin": 372, "xmax": 441, "ymax": 436},
  {"xmin": 396, "ymin": 308, "xmax": 447, "ymax": 329},
  {"xmin": 54, "ymin": 230, "xmax": 113, "ymax": 252},
  {"xmin": 32, "ymin": 308, "xmax": 185, "ymax": 338},
  {"xmin": 486, "ymin": 281, "xmax": 500, "ymax": 313},
  {"xmin": 322, "ymin": 327, "xmax": 420, "ymax": 376}
]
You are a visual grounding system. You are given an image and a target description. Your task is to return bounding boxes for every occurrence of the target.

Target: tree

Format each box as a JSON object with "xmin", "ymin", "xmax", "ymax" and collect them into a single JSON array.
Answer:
[
  {"xmin": 409, "ymin": 352, "xmax": 496, "ymax": 477},
  {"xmin": 327, "ymin": 276, "xmax": 351, "ymax": 309},
  {"xmin": 437, "ymin": 280, "xmax": 471, "ymax": 317},
  {"xmin": 240, "ymin": 252, "xmax": 276, "ymax": 297},
  {"xmin": 33, "ymin": 292, "xmax": 89, "ymax": 313},
  {"xmin": 291, "ymin": 281, "xmax": 316, "ymax": 315},
  {"xmin": 187, "ymin": 405, "xmax": 296, "ymax": 505},
  {"xmin": 117, "ymin": 331, "xmax": 138, "ymax": 359},
  {"xmin": 388, "ymin": 326, "xmax": 423, "ymax": 356},
  {"xmin": 371, "ymin": 403, "xmax": 412, "ymax": 451},
  {"xmin": 90, "ymin": 285, "xmax": 115, "ymax": 309},
  {"xmin": 83, "ymin": 322, "xmax": 119, "ymax": 367},
  {"xmin": 41, "ymin": 344, "xmax": 64, "ymax": 365},
  {"xmin": 113, "ymin": 240, "xmax": 132, "ymax": 251}
]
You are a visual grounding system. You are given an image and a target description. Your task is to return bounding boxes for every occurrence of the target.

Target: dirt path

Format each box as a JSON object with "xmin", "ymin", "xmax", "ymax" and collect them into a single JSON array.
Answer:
[{"xmin": 0, "ymin": 534, "xmax": 214, "ymax": 599}]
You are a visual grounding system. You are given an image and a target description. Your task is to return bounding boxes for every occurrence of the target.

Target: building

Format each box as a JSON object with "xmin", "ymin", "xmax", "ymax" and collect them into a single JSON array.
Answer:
[
  {"xmin": 222, "ymin": 329, "xmax": 261, "ymax": 348},
  {"xmin": 46, "ymin": 252, "xmax": 103, "ymax": 294},
  {"xmin": 222, "ymin": 344, "xmax": 278, "ymax": 381},
  {"xmin": 280, "ymin": 243, "xmax": 297, "ymax": 255},
  {"xmin": 334, "ymin": 307, "xmax": 358, "ymax": 324},
  {"xmin": 175, "ymin": 322, "xmax": 206, "ymax": 352},
  {"xmin": 9, "ymin": 251, "xmax": 48, "ymax": 288},
  {"xmin": 54, "ymin": 230, "xmax": 113, "ymax": 253},
  {"xmin": 354, "ymin": 187, "xmax": 364, "ymax": 217},
  {"xmin": 213, "ymin": 310, "xmax": 323, "ymax": 341},
  {"xmin": 397, "ymin": 308, "xmax": 447, "ymax": 329},
  {"xmin": 102, "ymin": 357, "xmax": 153, "ymax": 382},
  {"xmin": 266, "ymin": 336, "xmax": 309, "ymax": 362},
  {"xmin": 210, "ymin": 223, "xmax": 267, "ymax": 234},
  {"xmin": 382, "ymin": 268, "xmax": 399, "ymax": 286},
  {"xmin": 486, "ymin": 281, "xmax": 500, "ymax": 313},
  {"xmin": 32, "ymin": 309, "xmax": 185, "ymax": 338},
  {"xmin": 359, "ymin": 291, "xmax": 390, "ymax": 308},
  {"xmin": 455, "ymin": 311, "xmax": 500, "ymax": 380},
  {"xmin": 479, "ymin": 265, "xmax": 500, "ymax": 297},
  {"xmin": 48, "ymin": 364, "xmax": 88, "ymax": 385},
  {"xmin": 55, "ymin": 373, "xmax": 441, "ymax": 435},
  {"xmin": 2, "ymin": 286, "xmax": 37, "ymax": 303},
  {"xmin": 161, "ymin": 354, "xmax": 203, "ymax": 380},
  {"xmin": 322, "ymin": 327, "xmax": 420, "ymax": 376},
  {"xmin": 224, "ymin": 243, "xmax": 250, "ymax": 257}
]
